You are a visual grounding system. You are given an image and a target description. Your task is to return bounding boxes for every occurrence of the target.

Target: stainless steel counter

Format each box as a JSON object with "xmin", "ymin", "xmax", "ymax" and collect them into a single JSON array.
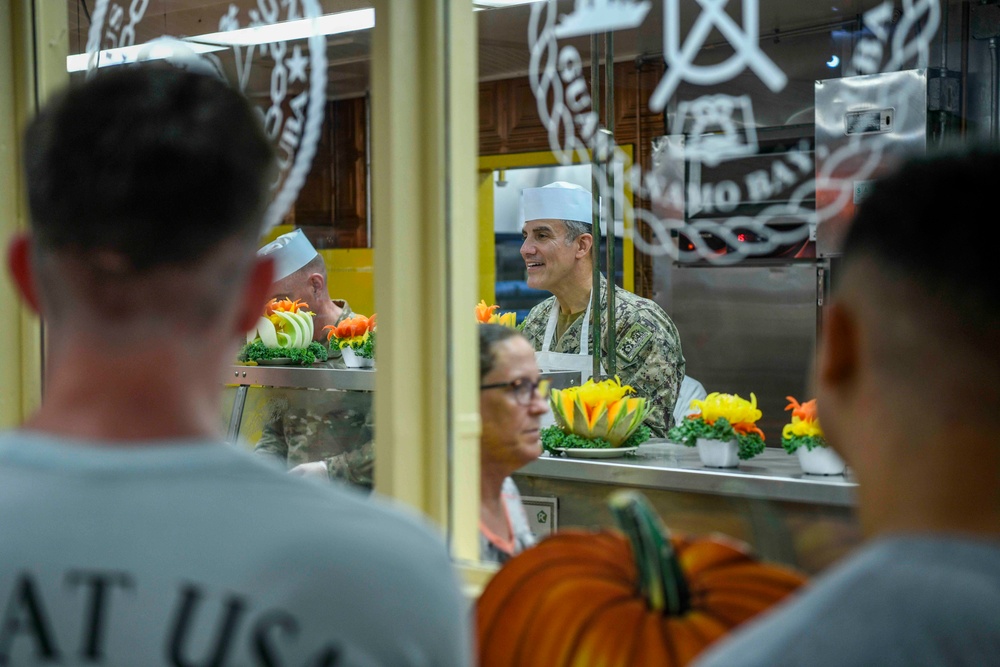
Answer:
[
  {"xmin": 223, "ymin": 365, "xmax": 581, "ymax": 392},
  {"xmin": 518, "ymin": 440, "xmax": 857, "ymax": 507},
  {"xmin": 225, "ymin": 365, "xmax": 377, "ymax": 391}
]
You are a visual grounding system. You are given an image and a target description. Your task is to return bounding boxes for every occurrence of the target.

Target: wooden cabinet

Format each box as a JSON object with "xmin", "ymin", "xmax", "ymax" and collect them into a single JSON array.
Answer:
[{"xmin": 292, "ymin": 96, "xmax": 369, "ymax": 249}]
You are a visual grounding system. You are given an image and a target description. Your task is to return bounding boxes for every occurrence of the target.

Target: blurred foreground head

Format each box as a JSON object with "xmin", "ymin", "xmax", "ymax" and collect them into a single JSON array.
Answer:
[
  {"xmin": 817, "ymin": 149, "xmax": 1000, "ymax": 534},
  {"xmin": 16, "ymin": 66, "xmax": 275, "ymax": 337}
]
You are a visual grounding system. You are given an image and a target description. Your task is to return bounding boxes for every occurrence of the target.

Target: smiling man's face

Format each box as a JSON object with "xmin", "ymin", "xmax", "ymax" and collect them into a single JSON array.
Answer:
[{"xmin": 520, "ymin": 219, "xmax": 582, "ymax": 292}]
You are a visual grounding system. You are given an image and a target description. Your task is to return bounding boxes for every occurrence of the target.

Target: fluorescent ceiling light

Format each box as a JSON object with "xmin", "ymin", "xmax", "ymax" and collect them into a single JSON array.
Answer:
[
  {"xmin": 66, "ymin": 7, "xmax": 374, "ymax": 72},
  {"xmin": 66, "ymin": 40, "xmax": 225, "ymax": 73},
  {"xmin": 474, "ymin": 0, "xmax": 545, "ymax": 9},
  {"xmin": 189, "ymin": 8, "xmax": 374, "ymax": 47}
]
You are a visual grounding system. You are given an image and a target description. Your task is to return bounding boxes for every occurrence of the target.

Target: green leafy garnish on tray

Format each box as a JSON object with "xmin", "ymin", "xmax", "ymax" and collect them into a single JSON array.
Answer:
[
  {"xmin": 668, "ymin": 416, "xmax": 737, "ymax": 447},
  {"xmin": 238, "ymin": 339, "xmax": 328, "ymax": 366},
  {"xmin": 781, "ymin": 433, "xmax": 828, "ymax": 454},
  {"xmin": 668, "ymin": 416, "xmax": 766, "ymax": 461},
  {"xmin": 542, "ymin": 424, "xmax": 650, "ymax": 455}
]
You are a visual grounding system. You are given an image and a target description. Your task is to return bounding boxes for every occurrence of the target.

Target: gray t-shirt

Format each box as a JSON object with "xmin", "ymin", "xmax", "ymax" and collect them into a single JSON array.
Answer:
[
  {"xmin": 0, "ymin": 431, "xmax": 469, "ymax": 666},
  {"xmin": 694, "ymin": 535, "xmax": 1000, "ymax": 667}
]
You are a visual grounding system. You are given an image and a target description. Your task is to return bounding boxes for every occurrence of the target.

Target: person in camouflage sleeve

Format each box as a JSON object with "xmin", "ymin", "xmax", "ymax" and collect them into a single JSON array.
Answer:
[
  {"xmin": 519, "ymin": 182, "xmax": 685, "ymax": 436},
  {"xmin": 254, "ymin": 388, "xmax": 374, "ymax": 489},
  {"xmin": 253, "ymin": 230, "xmax": 374, "ymax": 487}
]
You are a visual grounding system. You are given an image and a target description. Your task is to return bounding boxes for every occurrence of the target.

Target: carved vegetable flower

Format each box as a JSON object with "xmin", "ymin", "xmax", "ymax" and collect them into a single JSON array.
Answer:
[
  {"xmin": 323, "ymin": 314, "xmax": 377, "ymax": 358},
  {"xmin": 691, "ymin": 392, "xmax": 765, "ymax": 440},
  {"xmin": 781, "ymin": 396, "xmax": 827, "ymax": 453},
  {"xmin": 668, "ymin": 392, "xmax": 766, "ymax": 460},
  {"xmin": 545, "ymin": 377, "xmax": 651, "ymax": 449},
  {"xmin": 476, "ymin": 300, "xmax": 517, "ymax": 328},
  {"xmin": 247, "ymin": 298, "xmax": 315, "ymax": 349}
]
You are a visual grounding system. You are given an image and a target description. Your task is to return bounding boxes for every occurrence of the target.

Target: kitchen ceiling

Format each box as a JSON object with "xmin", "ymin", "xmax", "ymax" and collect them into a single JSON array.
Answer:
[{"xmin": 67, "ymin": 0, "xmax": 888, "ymax": 98}]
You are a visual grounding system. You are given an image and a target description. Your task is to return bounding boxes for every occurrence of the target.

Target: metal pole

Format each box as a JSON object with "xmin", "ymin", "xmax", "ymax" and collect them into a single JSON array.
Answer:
[
  {"xmin": 991, "ymin": 37, "xmax": 999, "ymax": 145},
  {"xmin": 590, "ymin": 33, "xmax": 602, "ymax": 381},
  {"xmin": 604, "ymin": 31, "xmax": 616, "ymax": 377}
]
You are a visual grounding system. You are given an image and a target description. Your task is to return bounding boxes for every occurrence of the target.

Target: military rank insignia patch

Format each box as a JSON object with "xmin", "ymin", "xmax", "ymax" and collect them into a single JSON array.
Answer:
[{"xmin": 617, "ymin": 322, "xmax": 653, "ymax": 363}]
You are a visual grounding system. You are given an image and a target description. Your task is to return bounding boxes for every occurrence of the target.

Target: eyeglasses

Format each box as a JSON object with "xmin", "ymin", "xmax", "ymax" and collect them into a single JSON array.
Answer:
[{"xmin": 480, "ymin": 378, "xmax": 550, "ymax": 405}]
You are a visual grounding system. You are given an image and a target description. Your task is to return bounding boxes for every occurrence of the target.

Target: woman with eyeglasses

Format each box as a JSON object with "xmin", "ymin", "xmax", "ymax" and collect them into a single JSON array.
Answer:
[{"xmin": 478, "ymin": 323, "xmax": 549, "ymax": 564}]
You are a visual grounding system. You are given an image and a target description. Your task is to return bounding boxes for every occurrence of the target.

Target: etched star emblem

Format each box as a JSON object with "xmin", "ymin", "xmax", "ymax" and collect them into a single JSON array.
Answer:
[{"xmin": 287, "ymin": 45, "xmax": 309, "ymax": 84}]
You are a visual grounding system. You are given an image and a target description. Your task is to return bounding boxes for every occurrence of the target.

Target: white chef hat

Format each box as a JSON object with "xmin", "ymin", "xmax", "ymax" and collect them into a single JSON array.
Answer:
[
  {"xmin": 257, "ymin": 229, "xmax": 319, "ymax": 281},
  {"xmin": 522, "ymin": 181, "xmax": 592, "ymax": 225}
]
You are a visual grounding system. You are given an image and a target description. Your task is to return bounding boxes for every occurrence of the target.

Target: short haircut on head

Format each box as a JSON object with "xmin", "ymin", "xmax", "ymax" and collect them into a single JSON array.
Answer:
[
  {"xmin": 844, "ymin": 148, "xmax": 1000, "ymax": 335},
  {"xmin": 562, "ymin": 219, "xmax": 591, "ymax": 243},
  {"xmin": 271, "ymin": 254, "xmax": 328, "ymax": 299},
  {"xmin": 479, "ymin": 323, "xmax": 523, "ymax": 380},
  {"xmin": 23, "ymin": 66, "xmax": 276, "ymax": 273}
]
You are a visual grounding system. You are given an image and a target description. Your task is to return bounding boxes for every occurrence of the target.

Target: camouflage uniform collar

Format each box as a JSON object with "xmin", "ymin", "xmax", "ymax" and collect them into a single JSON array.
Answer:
[
  {"xmin": 557, "ymin": 273, "xmax": 608, "ymax": 314},
  {"xmin": 332, "ymin": 300, "xmax": 354, "ymax": 324}
]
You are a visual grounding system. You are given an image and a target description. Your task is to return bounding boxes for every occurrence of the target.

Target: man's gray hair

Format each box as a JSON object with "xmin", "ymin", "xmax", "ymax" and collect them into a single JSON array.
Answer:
[{"xmin": 562, "ymin": 219, "xmax": 591, "ymax": 243}]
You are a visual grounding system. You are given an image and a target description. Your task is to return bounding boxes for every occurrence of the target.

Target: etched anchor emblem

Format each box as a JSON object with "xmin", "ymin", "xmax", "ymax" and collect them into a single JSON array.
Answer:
[{"xmin": 650, "ymin": 0, "xmax": 787, "ymax": 112}]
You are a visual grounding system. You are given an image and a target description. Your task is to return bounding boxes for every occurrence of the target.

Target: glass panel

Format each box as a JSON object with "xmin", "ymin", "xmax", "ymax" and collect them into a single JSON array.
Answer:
[
  {"xmin": 60, "ymin": 0, "xmax": 992, "ymax": 578},
  {"xmin": 470, "ymin": 0, "xmax": 979, "ymax": 573},
  {"xmin": 66, "ymin": 0, "xmax": 372, "ymax": 250},
  {"xmin": 66, "ymin": 0, "xmax": 379, "ymax": 489},
  {"xmin": 225, "ymin": 384, "xmax": 375, "ymax": 489}
]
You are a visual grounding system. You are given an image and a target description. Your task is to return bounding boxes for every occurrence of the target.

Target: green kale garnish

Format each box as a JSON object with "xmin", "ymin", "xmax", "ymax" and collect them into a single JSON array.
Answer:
[
  {"xmin": 781, "ymin": 434, "xmax": 829, "ymax": 454},
  {"xmin": 668, "ymin": 416, "xmax": 765, "ymax": 460},
  {"xmin": 667, "ymin": 416, "xmax": 737, "ymax": 447},
  {"xmin": 355, "ymin": 330, "xmax": 375, "ymax": 359},
  {"xmin": 237, "ymin": 340, "xmax": 328, "ymax": 366},
  {"xmin": 541, "ymin": 424, "xmax": 651, "ymax": 455},
  {"xmin": 736, "ymin": 432, "xmax": 766, "ymax": 460}
]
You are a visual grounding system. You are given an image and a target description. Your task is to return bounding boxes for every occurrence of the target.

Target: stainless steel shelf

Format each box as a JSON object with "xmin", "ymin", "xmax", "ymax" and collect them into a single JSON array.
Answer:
[
  {"xmin": 225, "ymin": 365, "xmax": 377, "ymax": 391},
  {"xmin": 223, "ymin": 366, "xmax": 581, "ymax": 393},
  {"xmin": 516, "ymin": 440, "xmax": 857, "ymax": 507}
]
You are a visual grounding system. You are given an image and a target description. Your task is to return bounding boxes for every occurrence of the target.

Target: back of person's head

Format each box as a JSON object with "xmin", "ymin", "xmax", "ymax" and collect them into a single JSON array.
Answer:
[
  {"xmin": 19, "ymin": 66, "xmax": 276, "ymax": 337},
  {"xmin": 845, "ymin": 149, "xmax": 999, "ymax": 331},
  {"xmin": 479, "ymin": 323, "xmax": 522, "ymax": 380},
  {"xmin": 824, "ymin": 149, "xmax": 1000, "ymax": 534},
  {"xmin": 833, "ymin": 148, "xmax": 1000, "ymax": 428},
  {"xmin": 25, "ymin": 66, "xmax": 274, "ymax": 271}
]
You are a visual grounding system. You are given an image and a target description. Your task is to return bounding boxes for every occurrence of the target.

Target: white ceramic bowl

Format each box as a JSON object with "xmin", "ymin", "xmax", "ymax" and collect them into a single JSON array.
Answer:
[
  {"xmin": 341, "ymin": 346, "xmax": 374, "ymax": 368},
  {"xmin": 696, "ymin": 438, "xmax": 740, "ymax": 468},
  {"xmin": 796, "ymin": 446, "xmax": 846, "ymax": 475}
]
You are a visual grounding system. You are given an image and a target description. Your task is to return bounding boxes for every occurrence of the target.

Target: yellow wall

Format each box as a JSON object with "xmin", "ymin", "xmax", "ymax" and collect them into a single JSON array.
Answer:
[
  {"xmin": 321, "ymin": 248, "xmax": 374, "ymax": 316},
  {"xmin": 1, "ymin": 0, "xmax": 66, "ymax": 427},
  {"xmin": 478, "ymin": 172, "xmax": 496, "ymax": 304}
]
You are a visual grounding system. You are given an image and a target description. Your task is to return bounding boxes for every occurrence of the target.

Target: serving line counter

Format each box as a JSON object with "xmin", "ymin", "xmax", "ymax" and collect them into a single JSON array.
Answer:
[
  {"xmin": 221, "ymin": 365, "xmax": 581, "ymax": 448},
  {"xmin": 513, "ymin": 441, "xmax": 862, "ymax": 574}
]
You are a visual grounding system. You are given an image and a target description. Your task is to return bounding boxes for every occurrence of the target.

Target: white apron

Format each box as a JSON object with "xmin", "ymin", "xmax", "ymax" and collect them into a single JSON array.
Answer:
[{"xmin": 535, "ymin": 294, "xmax": 605, "ymax": 387}]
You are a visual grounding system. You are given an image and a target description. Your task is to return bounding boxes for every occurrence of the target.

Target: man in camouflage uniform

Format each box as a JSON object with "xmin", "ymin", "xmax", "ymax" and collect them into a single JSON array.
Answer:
[
  {"xmin": 518, "ymin": 182, "xmax": 685, "ymax": 437},
  {"xmin": 252, "ymin": 230, "xmax": 374, "ymax": 488}
]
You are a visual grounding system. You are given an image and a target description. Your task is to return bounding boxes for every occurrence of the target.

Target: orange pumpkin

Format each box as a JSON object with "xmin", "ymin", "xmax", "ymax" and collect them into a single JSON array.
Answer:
[{"xmin": 477, "ymin": 491, "xmax": 807, "ymax": 666}]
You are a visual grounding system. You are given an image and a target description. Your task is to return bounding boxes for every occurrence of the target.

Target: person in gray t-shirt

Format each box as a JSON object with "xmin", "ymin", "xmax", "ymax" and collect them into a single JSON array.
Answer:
[
  {"xmin": 2, "ymin": 66, "xmax": 469, "ymax": 666},
  {"xmin": 696, "ymin": 150, "xmax": 1000, "ymax": 666}
]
